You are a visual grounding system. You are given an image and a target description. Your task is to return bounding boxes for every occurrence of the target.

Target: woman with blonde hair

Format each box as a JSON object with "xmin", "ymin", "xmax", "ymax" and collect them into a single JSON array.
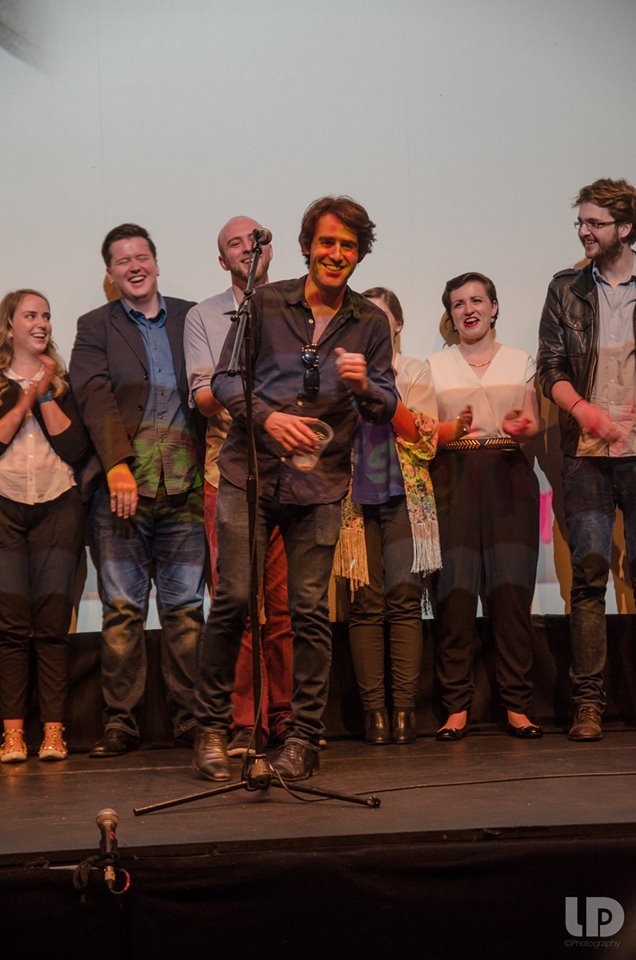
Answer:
[{"xmin": 0, "ymin": 290, "xmax": 87, "ymax": 762}]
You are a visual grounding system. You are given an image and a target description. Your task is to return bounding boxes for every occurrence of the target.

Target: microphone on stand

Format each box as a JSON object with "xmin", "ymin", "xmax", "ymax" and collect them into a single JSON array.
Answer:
[
  {"xmin": 96, "ymin": 808, "xmax": 119, "ymax": 890},
  {"xmin": 251, "ymin": 227, "xmax": 272, "ymax": 245},
  {"xmin": 227, "ymin": 227, "xmax": 272, "ymax": 378}
]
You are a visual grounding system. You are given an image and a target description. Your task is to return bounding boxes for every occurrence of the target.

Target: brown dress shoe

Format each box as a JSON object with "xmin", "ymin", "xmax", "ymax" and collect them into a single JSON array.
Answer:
[
  {"xmin": 270, "ymin": 737, "xmax": 319, "ymax": 781},
  {"xmin": 192, "ymin": 727, "xmax": 231, "ymax": 781},
  {"xmin": 569, "ymin": 704, "xmax": 603, "ymax": 741},
  {"xmin": 89, "ymin": 729, "xmax": 138, "ymax": 757}
]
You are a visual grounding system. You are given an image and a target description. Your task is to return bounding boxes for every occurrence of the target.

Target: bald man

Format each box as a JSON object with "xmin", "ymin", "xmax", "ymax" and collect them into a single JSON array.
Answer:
[{"xmin": 184, "ymin": 217, "xmax": 293, "ymax": 759}]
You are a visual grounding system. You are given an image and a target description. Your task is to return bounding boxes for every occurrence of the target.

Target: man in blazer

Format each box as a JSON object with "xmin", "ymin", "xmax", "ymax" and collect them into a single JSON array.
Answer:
[{"xmin": 70, "ymin": 223, "xmax": 206, "ymax": 756}]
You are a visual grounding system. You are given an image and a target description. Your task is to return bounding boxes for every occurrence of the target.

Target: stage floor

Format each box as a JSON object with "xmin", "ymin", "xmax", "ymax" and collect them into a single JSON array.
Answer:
[{"xmin": 2, "ymin": 728, "xmax": 636, "ymax": 864}]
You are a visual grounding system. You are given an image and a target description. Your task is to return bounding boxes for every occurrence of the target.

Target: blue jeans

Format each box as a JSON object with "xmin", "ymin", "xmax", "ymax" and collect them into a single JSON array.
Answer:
[
  {"xmin": 194, "ymin": 479, "xmax": 342, "ymax": 745},
  {"xmin": 562, "ymin": 455, "xmax": 636, "ymax": 709},
  {"xmin": 90, "ymin": 482, "xmax": 205, "ymax": 738}
]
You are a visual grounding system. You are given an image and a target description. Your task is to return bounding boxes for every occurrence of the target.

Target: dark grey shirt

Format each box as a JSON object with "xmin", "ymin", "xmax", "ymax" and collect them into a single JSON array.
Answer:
[{"xmin": 211, "ymin": 276, "xmax": 397, "ymax": 505}]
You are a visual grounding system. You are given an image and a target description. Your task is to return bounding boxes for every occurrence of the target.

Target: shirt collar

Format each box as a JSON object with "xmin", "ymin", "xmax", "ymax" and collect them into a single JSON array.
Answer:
[
  {"xmin": 7, "ymin": 366, "xmax": 44, "ymax": 385},
  {"xmin": 284, "ymin": 275, "xmax": 358, "ymax": 318},
  {"xmin": 122, "ymin": 293, "xmax": 167, "ymax": 326},
  {"xmin": 592, "ymin": 251, "xmax": 636, "ymax": 287}
]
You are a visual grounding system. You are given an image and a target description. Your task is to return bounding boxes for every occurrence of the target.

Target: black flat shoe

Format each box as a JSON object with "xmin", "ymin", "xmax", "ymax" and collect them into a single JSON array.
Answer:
[
  {"xmin": 507, "ymin": 723, "xmax": 543, "ymax": 739},
  {"xmin": 365, "ymin": 709, "xmax": 391, "ymax": 745},
  {"xmin": 435, "ymin": 726, "xmax": 467, "ymax": 742}
]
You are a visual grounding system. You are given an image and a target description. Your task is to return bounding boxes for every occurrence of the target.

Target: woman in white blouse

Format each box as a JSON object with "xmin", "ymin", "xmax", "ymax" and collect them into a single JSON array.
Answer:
[
  {"xmin": 426, "ymin": 272, "xmax": 542, "ymax": 741},
  {"xmin": 0, "ymin": 290, "xmax": 87, "ymax": 763}
]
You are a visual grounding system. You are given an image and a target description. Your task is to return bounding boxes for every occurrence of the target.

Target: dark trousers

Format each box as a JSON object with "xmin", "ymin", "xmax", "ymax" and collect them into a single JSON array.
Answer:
[
  {"xmin": 194, "ymin": 480, "xmax": 342, "ymax": 746},
  {"xmin": 204, "ymin": 481, "xmax": 293, "ymax": 740},
  {"xmin": 0, "ymin": 488, "xmax": 84, "ymax": 721},
  {"xmin": 562, "ymin": 455, "xmax": 636, "ymax": 709},
  {"xmin": 430, "ymin": 448, "xmax": 539, "ymax": 716},
  {"xmin": 348, "ymin": 496, "xmax": 423, "ymax": 711}
]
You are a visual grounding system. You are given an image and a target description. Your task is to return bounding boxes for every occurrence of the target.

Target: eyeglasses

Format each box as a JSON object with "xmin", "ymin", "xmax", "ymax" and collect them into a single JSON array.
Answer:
[
  {"xmin": 301, "ymin": 343, "xmax": 319, "ymax": 396},
  {"xmin": 574, "ymin": 218, "xmax": 617, "ymax": 231}
]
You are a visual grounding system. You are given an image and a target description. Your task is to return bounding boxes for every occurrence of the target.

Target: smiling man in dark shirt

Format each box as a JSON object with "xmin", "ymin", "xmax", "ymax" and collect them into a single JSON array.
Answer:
[{"xmin": 193, "ymin": 196, "xmax": 397, "ymax": 782}]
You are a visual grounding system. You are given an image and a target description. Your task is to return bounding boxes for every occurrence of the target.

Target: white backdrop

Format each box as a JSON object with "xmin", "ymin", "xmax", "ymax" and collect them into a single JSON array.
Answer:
[{"xmin": 2, "ymin": 0, "xmax": 635, "ymax": 624}]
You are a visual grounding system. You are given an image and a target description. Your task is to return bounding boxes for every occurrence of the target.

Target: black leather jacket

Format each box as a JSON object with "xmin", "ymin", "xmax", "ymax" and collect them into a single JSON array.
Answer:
[{"xmin": 537, "ymin": 258, "xmax": 636, "ymax": 456}]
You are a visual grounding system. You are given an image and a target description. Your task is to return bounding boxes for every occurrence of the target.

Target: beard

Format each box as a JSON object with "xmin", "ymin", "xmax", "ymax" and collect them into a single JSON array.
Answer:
[{"xmin": 586, "ymin": 230, "xmax": 625, "ymax": 269}]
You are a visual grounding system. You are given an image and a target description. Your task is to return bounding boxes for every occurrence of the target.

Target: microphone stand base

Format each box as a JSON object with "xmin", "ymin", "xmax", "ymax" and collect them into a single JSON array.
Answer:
[{"xmin": 132, "ymin": 752, "xmax": 381, "ymax": 815}]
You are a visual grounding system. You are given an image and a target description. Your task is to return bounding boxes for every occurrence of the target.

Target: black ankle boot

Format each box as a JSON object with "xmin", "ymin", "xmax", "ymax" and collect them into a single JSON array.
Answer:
[
  {"xmin": 364, "ymin": 709, "xmax": 391, "ymax": 745},
  {"xmin": 392, "ymin": 709, "xmax": 417, "ymax": 744}
]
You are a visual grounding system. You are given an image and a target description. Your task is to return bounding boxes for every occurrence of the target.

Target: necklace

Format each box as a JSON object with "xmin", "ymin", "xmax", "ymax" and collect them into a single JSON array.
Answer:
[{"xmin": 459, "ymin": 345, "xmax": 494, "ymax": 368}]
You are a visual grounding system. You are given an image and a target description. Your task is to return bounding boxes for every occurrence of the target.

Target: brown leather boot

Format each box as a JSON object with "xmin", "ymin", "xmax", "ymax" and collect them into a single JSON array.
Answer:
[
  {"xmin": 568, "ymin": 704, "xmax": 603, "ymax": 741},
  {"xmin": 364, "ymin": 709, "xmax": 391, "ymax": 745},
  {"xmin": 392, "ymin": 709, "xmax": 417, "ymax": 744}
]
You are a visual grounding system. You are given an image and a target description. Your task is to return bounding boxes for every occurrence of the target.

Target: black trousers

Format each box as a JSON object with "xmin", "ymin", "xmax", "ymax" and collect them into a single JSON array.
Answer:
[
  {"xmin": 430, "ymin": 448, "xmax": 539, "ymax": 716},
  {"xmin": 0, "ymin": 488, "xmax": 84, "ymax": 721},
  {"xmin": 348, "ymin": 496, "xmax": 423, "ymax": 711}
]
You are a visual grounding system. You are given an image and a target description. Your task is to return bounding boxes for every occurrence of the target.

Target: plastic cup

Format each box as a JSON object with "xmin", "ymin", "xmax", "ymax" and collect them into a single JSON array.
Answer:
[{"xmin": 291, "ymin": 420, "xmax": 334, "ymax": 472}]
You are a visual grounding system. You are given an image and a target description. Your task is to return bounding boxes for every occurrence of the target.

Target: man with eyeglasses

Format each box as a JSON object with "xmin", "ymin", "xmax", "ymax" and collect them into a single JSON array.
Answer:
[
  {"xmin": 192, "ymin": 196, "xmax": 396, "ymax": 782},
  {"xmin": 184, "ymin": 216, "xmax": 294, "ymax": 760},
  {"xmin": 537, "ymin": 178, "xmax": 636, "ymax": 741}
]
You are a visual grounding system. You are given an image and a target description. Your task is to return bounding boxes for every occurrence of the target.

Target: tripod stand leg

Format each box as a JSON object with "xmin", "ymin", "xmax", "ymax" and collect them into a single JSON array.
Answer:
[
  {"xmin": 269, "ymin": 778, "xmax": 381, "ymax": 808},
  {"xmin": 133, "ymin": 780, "xmax": 247, "ymax": 816}
]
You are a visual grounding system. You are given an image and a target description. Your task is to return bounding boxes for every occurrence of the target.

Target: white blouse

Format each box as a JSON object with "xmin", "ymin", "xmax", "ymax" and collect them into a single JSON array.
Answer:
[
  {"xmin": 0, "ymin": 370, "xmax": 75, "ymax": 505},
  {"xmin": 425, "ymin": 343, "xmax": 536, "ymax": 439}
]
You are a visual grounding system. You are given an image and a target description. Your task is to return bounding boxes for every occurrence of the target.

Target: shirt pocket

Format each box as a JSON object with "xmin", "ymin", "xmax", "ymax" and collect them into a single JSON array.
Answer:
[{"xmin": 562, "ymin": 309, "xmax": 592, "ymax": 358}]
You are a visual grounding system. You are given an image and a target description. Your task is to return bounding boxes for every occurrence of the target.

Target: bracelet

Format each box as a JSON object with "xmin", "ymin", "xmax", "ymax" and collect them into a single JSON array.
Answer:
[
  {"xmin": 455, "ymin": 415, "xmax": 468, "ymax": 437},
  {"xmin": 568, "ymin": 398, "xmax": 584, "ymax": 416},
  {"xmin": 36, "ymin": 391, "xmax": 54, "ymax": 404}
]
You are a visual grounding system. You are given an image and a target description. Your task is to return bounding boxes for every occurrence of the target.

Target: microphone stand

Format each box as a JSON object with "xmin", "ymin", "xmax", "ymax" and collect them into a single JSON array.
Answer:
[{"xmin": 133, "ymin": 233, "xmax": 380, "ymax": 816}]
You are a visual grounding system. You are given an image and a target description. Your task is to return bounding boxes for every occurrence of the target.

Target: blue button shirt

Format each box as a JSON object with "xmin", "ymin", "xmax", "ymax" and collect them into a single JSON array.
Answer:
[{"xmin": 123, "ymin": 296, "xmax": 200, "ymax": 497}]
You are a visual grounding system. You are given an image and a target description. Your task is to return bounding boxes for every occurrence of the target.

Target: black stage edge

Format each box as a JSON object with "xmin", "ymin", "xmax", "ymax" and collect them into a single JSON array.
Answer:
[
  {"xmin": 3, "ymin": 831, "xmax": 636, "ymax": 960},
  {"xmin": 3, "ymin": 731, "xmax": 636, "ymax": 959},
  {"xmin": 4, "ymin": 616, "xmax": 636, "ymax": 959}
]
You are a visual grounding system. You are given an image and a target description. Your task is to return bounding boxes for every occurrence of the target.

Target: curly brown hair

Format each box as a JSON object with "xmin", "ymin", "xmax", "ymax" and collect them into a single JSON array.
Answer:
[
  {"xmin": 574, "ymin": 178, "xmax": 636, "ymax": 245},
  {"xmin": 298, "ymin": 196, "xmax": 376, "ymax": 266}
]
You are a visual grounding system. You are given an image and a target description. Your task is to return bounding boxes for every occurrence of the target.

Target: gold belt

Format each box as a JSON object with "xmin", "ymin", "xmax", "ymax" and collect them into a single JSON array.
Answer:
[{"xmin": 442, "ymin": 437, "xmax": 520, "ymax": 452}]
